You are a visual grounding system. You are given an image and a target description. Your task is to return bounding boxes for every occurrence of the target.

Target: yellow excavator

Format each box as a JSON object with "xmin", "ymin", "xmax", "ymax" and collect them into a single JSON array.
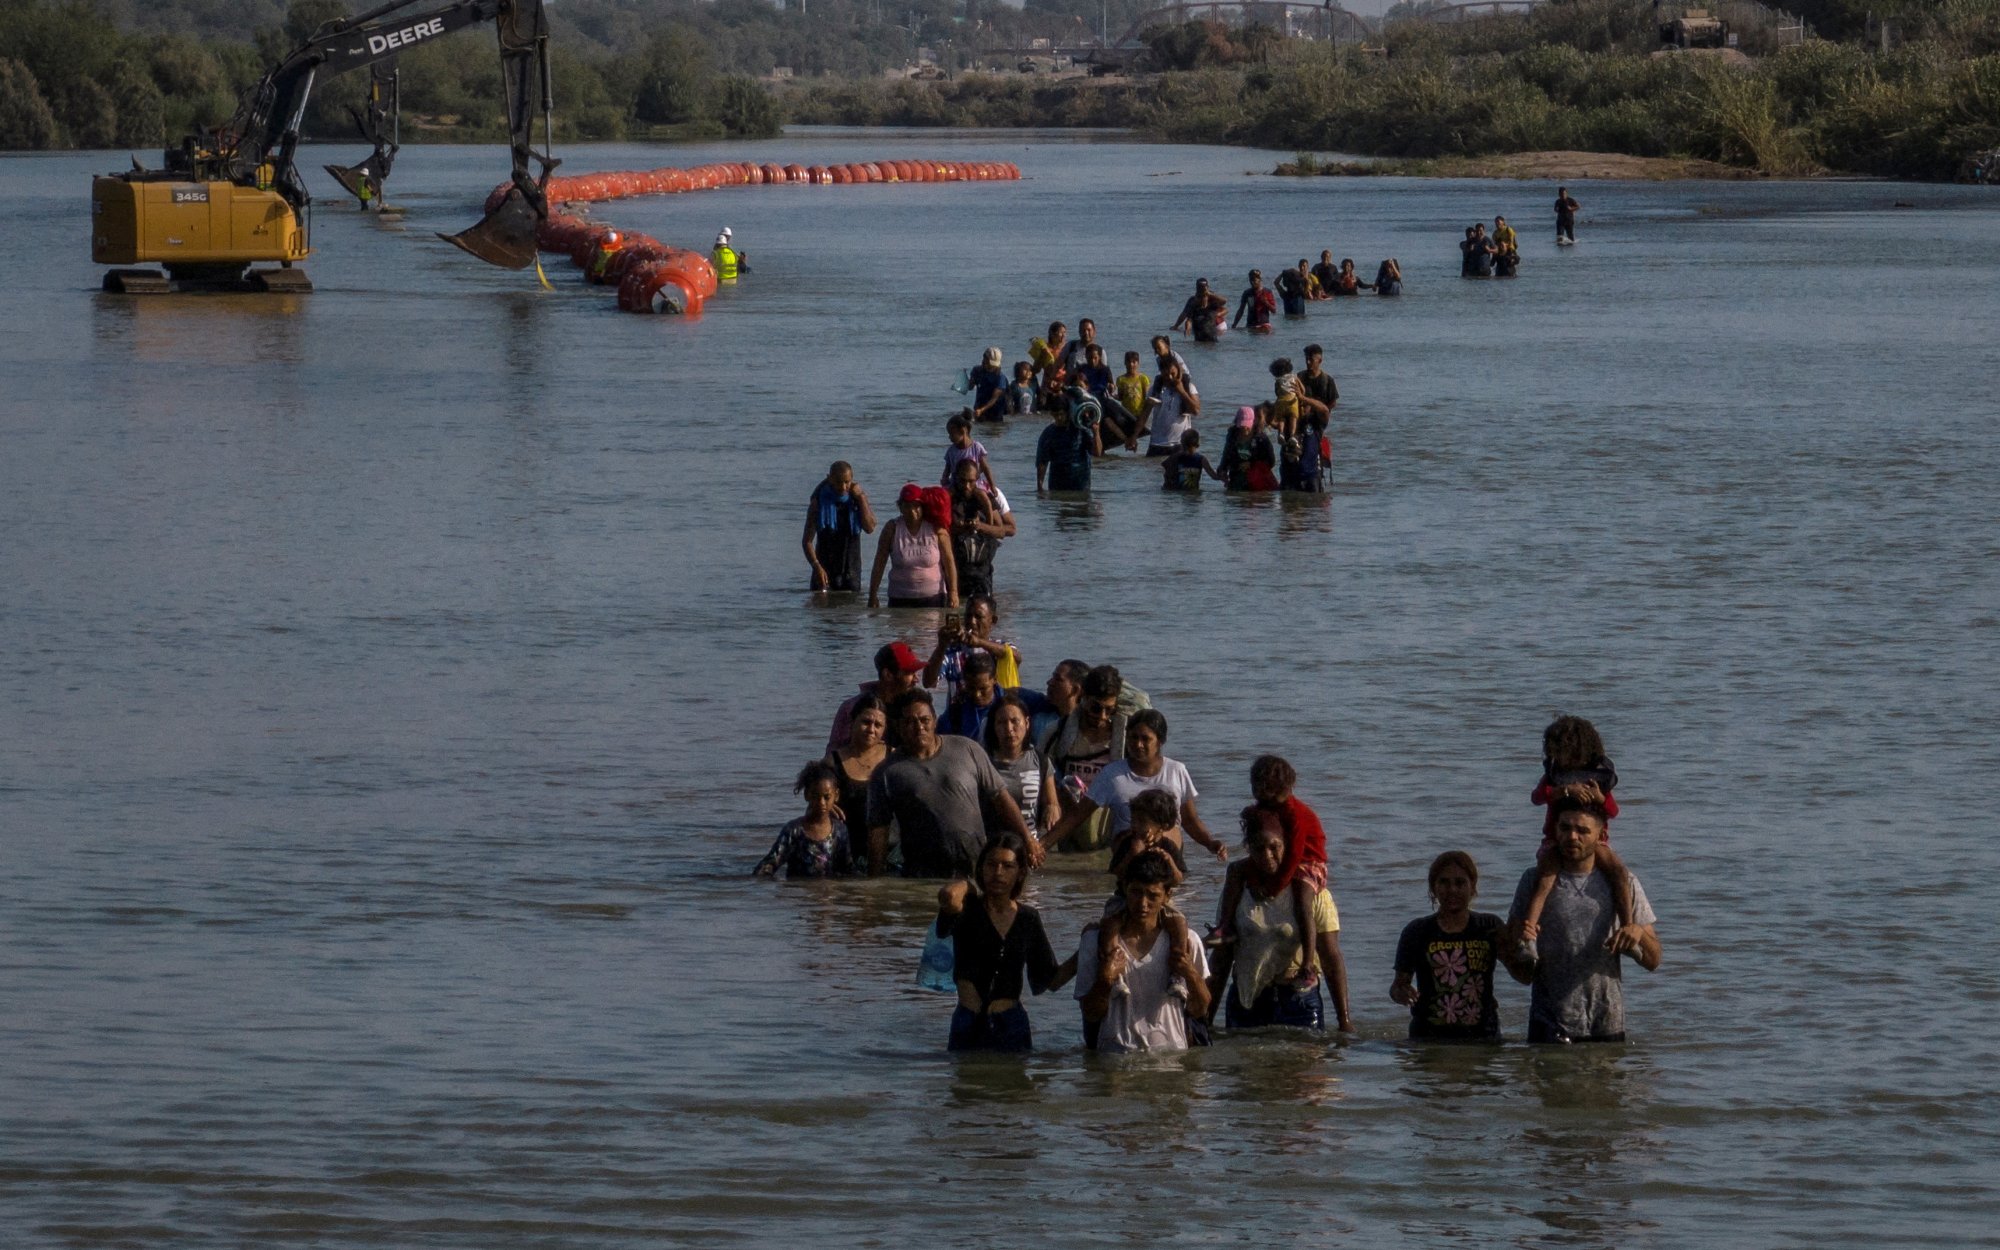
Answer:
[{"xmin": 91, "ymin": 0, "xmax": 558, "ymax": 293}]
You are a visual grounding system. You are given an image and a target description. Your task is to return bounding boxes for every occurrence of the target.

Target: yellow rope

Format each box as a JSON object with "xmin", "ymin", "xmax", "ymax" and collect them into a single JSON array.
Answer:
[{"xmin": 535, "ymin": 253, "xmax": 552, "ymax": 291}]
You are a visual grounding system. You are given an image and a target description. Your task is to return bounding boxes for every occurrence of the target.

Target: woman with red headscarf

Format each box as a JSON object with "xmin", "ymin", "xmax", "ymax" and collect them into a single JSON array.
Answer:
[{"xmin": 868, "ymin": 483, "xmax": 959, "ymax": 610}]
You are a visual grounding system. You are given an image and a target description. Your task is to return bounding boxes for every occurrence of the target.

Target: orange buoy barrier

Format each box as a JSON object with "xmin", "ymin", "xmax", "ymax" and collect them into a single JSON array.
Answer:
[{"xmin": 490, "ymin": 157, "xmax": 1022, "ymax": 313}]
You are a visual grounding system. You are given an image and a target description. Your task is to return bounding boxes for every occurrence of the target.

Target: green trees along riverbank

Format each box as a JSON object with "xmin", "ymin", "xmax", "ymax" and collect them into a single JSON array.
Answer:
[
  {"xmin": 1158, "ymin": 0, "xmax": 2000, "ymax": 179},
  {"xmin": 0, "ymin": 0, "xmax": 785, "ymax": 151},
  {"xmin": 2, "ymin": 0, "xmax": 1996, "ymax": 180}
]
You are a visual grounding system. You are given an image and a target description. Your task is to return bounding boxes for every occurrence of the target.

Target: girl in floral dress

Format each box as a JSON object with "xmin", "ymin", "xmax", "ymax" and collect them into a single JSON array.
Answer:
[
  {"xmin": 1391, "ymin": 851, "xmax": 1507, "ymax": 1041},
  {"xmin": 752, "ymin": 761, "xmax": 855, "ymax": 879}
]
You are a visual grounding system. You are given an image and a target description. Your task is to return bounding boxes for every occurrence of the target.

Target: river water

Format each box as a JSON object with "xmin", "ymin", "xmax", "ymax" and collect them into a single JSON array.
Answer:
[{"xmin": 2, "ymin": 132, "xmax": 1997, "ymax": 1246}]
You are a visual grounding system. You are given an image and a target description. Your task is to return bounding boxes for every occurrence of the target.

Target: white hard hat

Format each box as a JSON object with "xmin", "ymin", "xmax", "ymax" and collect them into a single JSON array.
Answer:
[{"xmin": 720, "ymin": 227, "xmax": 733, "ymax": 238}]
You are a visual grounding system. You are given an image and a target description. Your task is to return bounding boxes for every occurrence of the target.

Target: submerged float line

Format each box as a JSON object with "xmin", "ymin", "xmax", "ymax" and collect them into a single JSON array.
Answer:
[{"xmin": 482, "ymin": 158, "xmax": 1024, "ymax": 316}]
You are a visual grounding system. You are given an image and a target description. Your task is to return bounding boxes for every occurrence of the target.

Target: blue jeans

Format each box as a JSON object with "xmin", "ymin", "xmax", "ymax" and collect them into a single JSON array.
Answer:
[
  {"xmin": 949, "ymin": 1005, "xmax": 1033, "ymax": 1052},
  {"xmin": 1225, "ymin": 980, "xmax": 1325, "ymax": 1031}
]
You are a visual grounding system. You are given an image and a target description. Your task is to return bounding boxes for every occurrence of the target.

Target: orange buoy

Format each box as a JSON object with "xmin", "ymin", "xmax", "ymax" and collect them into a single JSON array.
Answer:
[
  {"xmin": 620, "ymin": 260, "xmax": 703, "ymax": 315},
  {"xmin": 499, "ymin": 155, "xmax": 1020, "ymax": 312}
]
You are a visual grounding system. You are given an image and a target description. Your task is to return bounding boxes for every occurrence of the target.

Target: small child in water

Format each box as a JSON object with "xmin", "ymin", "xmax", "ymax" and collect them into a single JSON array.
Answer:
[
  {"xmin": 1266, "ymin": 358, "xmax": 1301, "ymax": 440},
  {"xmin": 1212, "ymin": 756, "xmax": 1327, "ymax": 990},
  {"xmin": 1518, "ymin": 714, "xmax": 1633, "ymax": 941},
  {"xmin": 1114, "ymin": 351, "xmax": 1150, "ymax": 427},
  {"xmin": 1161, "ymin": 429, "xmax": 1220, "ymax": 492},
  {"xmin": 1005, "ymin": 361, "xmax": 1038, "ymax": 417},
  {"xmin": 1100, "ymin": 788, "xmax": 1192, "ymax": 955},
  {"xmin": 942, "ymin": 411, "xmax": 998, "ymax": 492},
  {"xmin": 1078, "ymin": 344, "xmax": 1113, "ymax": 401},
  {"xmin": 753, "ymin": 760, "xmax": 854, "ymax": 878}
]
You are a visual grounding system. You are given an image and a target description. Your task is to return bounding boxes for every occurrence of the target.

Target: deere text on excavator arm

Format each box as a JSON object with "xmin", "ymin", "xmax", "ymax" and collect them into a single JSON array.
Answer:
[{"xmin": 92, "ymin": 0, "xmax": 556, "ymax": 293}]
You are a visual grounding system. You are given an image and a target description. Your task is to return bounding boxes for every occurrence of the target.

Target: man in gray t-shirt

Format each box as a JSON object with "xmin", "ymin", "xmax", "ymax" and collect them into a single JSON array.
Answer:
[
  {"xmin": 866, "ymin": 691, "xmax": 1033, "ymax": 878},
  {"xmin": 1505, "ymin": 796, "xmax": 1660, "ymax": 1042}
]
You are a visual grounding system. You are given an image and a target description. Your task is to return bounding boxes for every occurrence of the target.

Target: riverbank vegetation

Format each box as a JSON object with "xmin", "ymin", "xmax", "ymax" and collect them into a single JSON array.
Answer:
[
  {"xmin": 1163, "ymin": 0, "xmax": 2000, "ymax": 179},
  {"xmin": 3, "ymin": 0, "xmax": 1996, "ymax": 181},
  {"xmin": 0, "ymin": 0, "xmax": 1147, "ymax": 149},
  {"xmin": 0, "ymin": 0, "xmax": 821, "ymax": 149}
]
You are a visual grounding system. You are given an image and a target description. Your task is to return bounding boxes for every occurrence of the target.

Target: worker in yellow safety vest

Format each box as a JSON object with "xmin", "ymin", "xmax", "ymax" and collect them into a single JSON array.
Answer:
[
  {"xmin": 712, "ymin": 227, "xmax": 739, "ymax": 282},
  {"xmin": 587, "ymin": 231, "xmax": 623, "ymax": 284}
]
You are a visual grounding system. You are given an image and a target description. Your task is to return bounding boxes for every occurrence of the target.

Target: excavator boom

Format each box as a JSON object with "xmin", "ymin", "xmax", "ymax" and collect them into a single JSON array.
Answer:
[{"xmin": 441, "ymin": 0, "xmax": 556, "ymax": 268}]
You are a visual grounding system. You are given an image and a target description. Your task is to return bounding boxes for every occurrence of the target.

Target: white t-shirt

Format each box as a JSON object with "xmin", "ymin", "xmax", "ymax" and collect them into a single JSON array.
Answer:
[
  {"xmin": 1146, "ymin": 379, "xmax": 1199, "ymax": 450},
  {"xmin": 1074, "ymin": 924, "xmax": 1211, "ymax": 1054},
  {"xmin": 1087, "ymin": 757, "xmax": 1197, "ymax": 836}
]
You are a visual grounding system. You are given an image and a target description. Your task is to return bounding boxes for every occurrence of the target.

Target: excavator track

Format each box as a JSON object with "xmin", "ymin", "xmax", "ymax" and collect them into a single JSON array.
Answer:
[{"xmin": 99, "ymin": 266, "xmax": 314, "ymax": 295}]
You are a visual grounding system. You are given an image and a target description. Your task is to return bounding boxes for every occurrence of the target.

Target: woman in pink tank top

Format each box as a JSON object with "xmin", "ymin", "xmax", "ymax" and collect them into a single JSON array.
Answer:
[{"xmin": 869, "ymin": 484, "xmax": 958, "ymax": 609}]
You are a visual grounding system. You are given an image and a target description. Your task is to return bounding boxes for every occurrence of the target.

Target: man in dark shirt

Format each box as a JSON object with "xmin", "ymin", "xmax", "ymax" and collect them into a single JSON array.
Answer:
[
  {"xmin": 1035, "ymin": 402, "xmax": 1101, "ymax": 493},
  {"xmin": 1555, "ymin": 186, "xmax": 1580, "ymax": 243},
  {"xmin": 1297, "ymin": 344, "xmax": 1338, "ymax": 421},
  {"xmin": 1311, "ymin": 249, "xmax": 1339, "ymax": 297},
  {"xmin": 866, "ymin": 690, "xmax": 1035, "ymax": 877},
  {"xmin": 803, "ymin": 461, "xmax": 877, "ymax": 593},
  {"xmin": 968, "ymin": 347, "xmax": 1007, "ymax": 420},
  {"xmin": 1474, "ymin": 225, "xmax": 1497, "ymax": 277},
  {"xmin": 1274, "ymin": 262, "xmax": 1309, "ymax": 316},
  {"xmin": 1173, "ymin": 279, "xmax": 1229, "ymax": 343}
]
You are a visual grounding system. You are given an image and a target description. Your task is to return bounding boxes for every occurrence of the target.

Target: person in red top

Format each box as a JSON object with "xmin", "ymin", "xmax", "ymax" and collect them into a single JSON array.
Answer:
[
  {"xmin": 1210, "ymin": 755, "xmax": 1329, "ymax": 991},
  {"xmin": 1233, "ymin": 269, "xmax": 1278, "ymax": 334}
]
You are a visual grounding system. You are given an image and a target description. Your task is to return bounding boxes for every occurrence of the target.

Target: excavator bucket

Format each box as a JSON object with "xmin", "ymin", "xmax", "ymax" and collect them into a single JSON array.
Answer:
[{"xmin": 440, "ymin": 185, "xmax": 541, "ymax": 270}]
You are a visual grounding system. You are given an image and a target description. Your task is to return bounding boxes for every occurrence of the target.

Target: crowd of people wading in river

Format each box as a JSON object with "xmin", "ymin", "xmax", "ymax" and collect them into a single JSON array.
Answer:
[{"xmin": 766, "ymin": 188, "xmax": 1654, "ymax": 1055}]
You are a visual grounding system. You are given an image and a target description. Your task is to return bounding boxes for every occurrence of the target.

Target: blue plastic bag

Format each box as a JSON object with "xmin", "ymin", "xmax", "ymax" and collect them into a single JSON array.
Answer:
[{"xmin": 917, "ymin": 920, "xmax": 956, "ymax": 992}]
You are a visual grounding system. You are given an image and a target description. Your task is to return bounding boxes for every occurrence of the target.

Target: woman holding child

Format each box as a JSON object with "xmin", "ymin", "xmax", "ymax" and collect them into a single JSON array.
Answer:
[{"xmin": 1217, "ymin": 808, "xmax": 1352, "ymax": 1032}]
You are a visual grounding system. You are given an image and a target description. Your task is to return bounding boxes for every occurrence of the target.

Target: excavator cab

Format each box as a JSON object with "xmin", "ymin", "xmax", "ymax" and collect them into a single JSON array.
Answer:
[{"xmin": 92, "ymin": 174, "xmax": 311, "ymax": 293}]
